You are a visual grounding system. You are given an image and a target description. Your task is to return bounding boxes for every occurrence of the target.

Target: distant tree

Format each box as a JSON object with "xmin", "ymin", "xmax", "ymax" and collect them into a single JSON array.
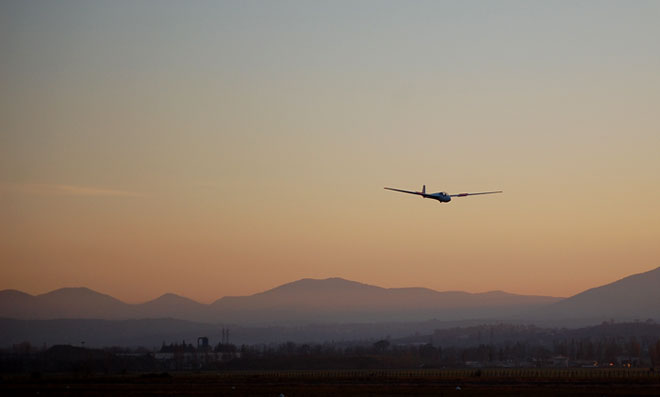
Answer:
[
  {"xmin": 650, "ymin": 339, "xmax": 660, "ymax": 367},
  {"xmin": 603, "ymin": 338, "xmax": 622, "ymax": 364},
  {"xmin": 629, "ymin": 337, "xmax": 641, "ymax": 358},
  {"xmin": 373, "ymin": 340, "xmax": 390, "ymax": 353},
  {"xmin": 214, "ymin": 343, "xmax": 237, "ymax": 353},
  {"xmin": 418, "ymin": 344, "xmax": 437, "ymax": 361},
  {"xmin": 298, "ymin": 344, "xmax": 311, "ymax": 355},
  {"xmin": 12, "ymin": 341, "xmax": 32, "ymax": 355},
  {"xmin": 277, "ymin": 342, "xmax": 296, "ymax": 355}
]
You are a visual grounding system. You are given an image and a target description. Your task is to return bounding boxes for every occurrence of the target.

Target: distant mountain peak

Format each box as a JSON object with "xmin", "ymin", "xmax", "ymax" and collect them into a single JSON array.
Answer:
[
  {"xmin": 42, "ymin": 286, "xmax": 114, "ymax": 296},
  {"xmin": 9, "ymin": 269, "xmax": 655, "ymax": 326},
  {"xmin": 567, "ymin": 266, "xmax": 660, "ymax": 298},
  {"xmin": 291, "ymin": 277, "xmax": 368, "ymax": 285},
  {"xmin": 536, "ymin": 266, "xmax": 660, "ymax": 324},
  {"xmin": 37, "ymin": 287, "xmax": 127, "ymax": 307},
  {"xmin": 42, "ymin": 287, "xmax": 102, "ymax": 295},
  {"xmin": 145, "ymin": 292, "xmax": 202, "ymax": 305},
  {"xmin": 156, "ymin": 292, "xmax": 186, "ymax": 299},
  {"xmin": 0, "ymin": 289, "xmax": 34, "ymax": 297},
  {"xmin": 482, "ymin": 290, "xmax": 508, "ymax": 295},
  {"xmin": 256, "ymin": 277, "xmax": 383, "ymax": 296}
]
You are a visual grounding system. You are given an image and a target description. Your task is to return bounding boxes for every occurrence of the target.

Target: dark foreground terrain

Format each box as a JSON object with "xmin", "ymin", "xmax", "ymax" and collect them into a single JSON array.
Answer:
[{"xmin": 2, "ymin": 369, "xmax": 659, "ymax": 396}]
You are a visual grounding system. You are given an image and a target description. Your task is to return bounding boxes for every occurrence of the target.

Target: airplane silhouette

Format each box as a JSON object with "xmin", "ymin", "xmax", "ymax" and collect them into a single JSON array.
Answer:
[{"xmin": 384, "ymin": 185, "xmax": 502, "ymax": 203}]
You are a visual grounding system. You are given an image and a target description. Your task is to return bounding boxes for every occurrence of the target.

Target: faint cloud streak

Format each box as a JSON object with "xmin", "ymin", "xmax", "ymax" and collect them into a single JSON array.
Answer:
[{"xmin": 1, "ymin": 183, "xmax": 145, "ymax": 197}]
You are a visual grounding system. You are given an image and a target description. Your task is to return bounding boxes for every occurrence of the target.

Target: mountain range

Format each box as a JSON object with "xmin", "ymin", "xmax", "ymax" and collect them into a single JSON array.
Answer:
[
  {"xmin": 531, "ymin": 266, "xmax": 660, "ymax": 325},
  {"xmin": 1, "ymin": 267, "xmax": 659, "ymax": 327},
  {"xmin": 0, "ymin": 278, "xmax": 559, "ymax": 324}
]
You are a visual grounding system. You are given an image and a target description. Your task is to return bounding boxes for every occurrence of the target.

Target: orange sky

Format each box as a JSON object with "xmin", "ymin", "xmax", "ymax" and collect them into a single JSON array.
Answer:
[{"xmin": 2, "ymin": 1, "xmax": 659, "ymax": 303}]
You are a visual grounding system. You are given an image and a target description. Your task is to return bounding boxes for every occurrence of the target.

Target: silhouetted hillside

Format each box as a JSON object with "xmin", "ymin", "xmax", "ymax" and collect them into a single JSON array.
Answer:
[
  {"xmin": 0, "ymin": 278, "xmax": 560, "ymax": 325},
  {"xmin": 397, "ymin": 320, "xmax": 660, "ymax": 349},
  {"xmin": 210, "ymin": 278, "xmax": 561, "ymax": 324},
  {"xmin": 534, "ymin": 267, "xmax": 660, "ymax": 325},
  {"xmin": 5, "ymin": 268, "xmax": 658, "ymax": 327},
  {"xmin": 0, "ymin": 287, "xmax": 136, "ymax": 320},
  {"xmin": 39, "ymin": 287, "xmax": 133, "ymax": 319},
  {"xmin": 136, "ymin": 293, "xmax": 208, "ymax": 321},
  {"xmin": 0, "ymin": 290, "xmax": 36, "ymax": 318},
  {"xmin": 0, "ymin": 318, "xmax": 220, "ymax": 348}
]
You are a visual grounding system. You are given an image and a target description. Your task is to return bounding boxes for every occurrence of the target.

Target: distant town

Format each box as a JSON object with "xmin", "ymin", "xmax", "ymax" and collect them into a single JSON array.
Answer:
[{"xmin": 3, "ymin": 322, "xmax": 660, "ymax": 374}]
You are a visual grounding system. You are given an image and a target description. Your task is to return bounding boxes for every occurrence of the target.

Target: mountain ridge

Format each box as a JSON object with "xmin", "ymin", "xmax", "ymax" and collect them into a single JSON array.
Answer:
[
  {"xmin": 0, "ymin": 276, "xmax": 561, "ymax": 324},
  {"xmin": 533, "ymin": 266, "xmax": 660, "ymax": 325},
  {"xmin": 2, "ymin": 276, "xmax": 563, "ymax": 306},
  {"xmin": 2, "ymin": 268, "xmax": 658, "ymax": 325}
]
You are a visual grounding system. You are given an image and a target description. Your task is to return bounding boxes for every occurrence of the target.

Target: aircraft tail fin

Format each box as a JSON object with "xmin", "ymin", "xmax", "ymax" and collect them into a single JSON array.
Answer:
[{"xmin": 422, "ymin": 185, "xmax": 426, "ymax": 195}]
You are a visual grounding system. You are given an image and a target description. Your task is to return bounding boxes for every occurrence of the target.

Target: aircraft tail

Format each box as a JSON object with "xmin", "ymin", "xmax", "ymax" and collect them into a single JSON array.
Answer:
[{"xmin": 422, "ymin": 185, "xmax": 426, "ymax": 195}]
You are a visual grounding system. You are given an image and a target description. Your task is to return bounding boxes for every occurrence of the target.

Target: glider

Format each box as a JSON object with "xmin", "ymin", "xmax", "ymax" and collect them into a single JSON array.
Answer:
[{"xmin": 384, "ymin": 185, "xmax": 502, "ymax": 203}]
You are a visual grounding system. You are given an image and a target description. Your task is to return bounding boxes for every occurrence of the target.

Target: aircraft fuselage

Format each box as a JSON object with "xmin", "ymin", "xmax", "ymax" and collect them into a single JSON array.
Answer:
[
  {"xmin": 384, "ymin": 185, "xmax": 502, "ymax": 204},
  {"xmin": 424, "ymin": 193, "xmax": 451, "ymax": 203}
]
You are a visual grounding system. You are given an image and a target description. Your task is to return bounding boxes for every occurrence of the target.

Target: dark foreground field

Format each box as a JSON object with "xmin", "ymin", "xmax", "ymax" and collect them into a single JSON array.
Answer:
[{"xmin": 2, "ymin": 369, "xmax": 659, "ymax": 396}]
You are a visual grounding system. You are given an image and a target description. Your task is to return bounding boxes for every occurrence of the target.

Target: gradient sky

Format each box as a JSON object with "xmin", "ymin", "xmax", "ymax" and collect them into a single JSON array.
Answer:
[{"xmin": 2, "ymin": 1, "xmax": 659, "ymax": 303}]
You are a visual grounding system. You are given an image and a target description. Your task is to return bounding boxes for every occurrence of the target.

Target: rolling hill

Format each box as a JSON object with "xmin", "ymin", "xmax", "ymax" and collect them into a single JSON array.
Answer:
[
  {"xmin": 533, "ymin": 266, "xmax": 660, "ymax": 325},
  {"xmin": 2, "ymin": 268, "xmax": 660, "ymax": 347},
  {"xmin": 3, "ymin": 268, "xmax": 658, "ymax": 326},
  {"xmin": 0, "ymin": 277, "xmax": 560, "ymax": 324},
  {"xmin": 209, "ymin": 277, "xmax": 561, "ymax": 324}
]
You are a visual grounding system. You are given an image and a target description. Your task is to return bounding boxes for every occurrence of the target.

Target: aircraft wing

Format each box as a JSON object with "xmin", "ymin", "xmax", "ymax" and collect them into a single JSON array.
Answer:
[
  {"xmin": 384, "ymin": 187, "xmax": 425, "ymax": 196},
  {"xmin": 449, "ymin": 191, "xmax": 502, "ymax": 197}
]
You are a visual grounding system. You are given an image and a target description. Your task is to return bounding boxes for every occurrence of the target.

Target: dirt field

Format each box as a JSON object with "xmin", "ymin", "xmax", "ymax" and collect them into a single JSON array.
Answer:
[{"xmin": 2, "ymin": 369, "xmax": 659, "ymax": 396}]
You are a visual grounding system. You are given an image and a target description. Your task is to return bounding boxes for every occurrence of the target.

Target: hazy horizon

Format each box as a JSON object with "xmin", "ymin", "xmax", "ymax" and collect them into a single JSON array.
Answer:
[
  {"xmin": 2, "ymin": 274, "xmax": 573, "ymax": 304},
  {"xmin": 4, "ymin": 264, "xmax": 659, "ymax": 307},
  {"xmin": 2, "ymin": 1, "xmax": 659, "ymax": 303}
]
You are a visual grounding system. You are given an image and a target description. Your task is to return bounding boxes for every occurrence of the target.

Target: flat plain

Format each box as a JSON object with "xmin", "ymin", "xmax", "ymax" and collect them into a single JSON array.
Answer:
[{"xmin": 2, "ymin": 369, "xmax": 660, "ymax": 396}]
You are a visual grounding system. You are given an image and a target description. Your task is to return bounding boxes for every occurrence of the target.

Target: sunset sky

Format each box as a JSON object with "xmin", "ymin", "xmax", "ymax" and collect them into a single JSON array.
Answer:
[{"xmin": 2, "ymin": 1, "xmax": 659, "ymax": 303}]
